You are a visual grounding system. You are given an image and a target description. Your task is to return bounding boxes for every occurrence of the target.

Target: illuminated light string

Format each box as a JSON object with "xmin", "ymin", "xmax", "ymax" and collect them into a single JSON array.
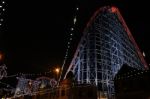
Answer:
[
  {"xmin": 59, "ymin": 6, "xmax": 79, "ymax": 82},
  {"xmin": 3, "ymin": 71, "xmax": 52, "ymax": 79},
  {"xmin": 0, "ymin": 0, "xmax": 6, "ymax": 27},
  {"xmin": 142, "ymin": 51, "xmax": 146, "ymax": 57}
]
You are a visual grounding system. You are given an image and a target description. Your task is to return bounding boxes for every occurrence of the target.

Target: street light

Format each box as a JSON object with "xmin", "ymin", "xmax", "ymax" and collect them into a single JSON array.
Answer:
[
  {"xmin": 55, "ymin": 68, "xmax": 60, "ymax": 81},
  {"xmin": 55, "ymin": 68, "xmax": 60, "ymax": 74}
]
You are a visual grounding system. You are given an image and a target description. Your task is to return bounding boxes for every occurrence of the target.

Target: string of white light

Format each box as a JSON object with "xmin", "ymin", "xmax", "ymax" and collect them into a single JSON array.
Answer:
[
  {"xmin": 4, "ymin": 71, "xmax": 52, "ymax": 78},
  {"xmin": 59, "ymin": 6, "xmax": 79, "ymax": 82},
  {"xmin": 0, "ymin": 0, "xmax": 6, "ymax": 27}
]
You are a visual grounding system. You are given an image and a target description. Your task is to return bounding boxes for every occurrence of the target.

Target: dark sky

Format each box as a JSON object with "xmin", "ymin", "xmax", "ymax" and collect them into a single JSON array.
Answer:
[{"xmin": 1, "ymin": 0, "xmax": 150, "ymax": 74}]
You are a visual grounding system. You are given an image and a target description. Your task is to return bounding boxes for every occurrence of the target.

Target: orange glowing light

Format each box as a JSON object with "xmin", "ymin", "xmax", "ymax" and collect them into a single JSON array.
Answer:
[
  {"xmin": 0, "ymin": 51, "xmax": 4, "ymax": 61},
  {"xmin": 0, "ymin": 54, "xmax": 2, "ymax": 60},
  {"xmin": 55, "ymin": 68, "xmax": 60, "ymax": 74},
  {"xmin": 111, "ymin": 6, "xmax": 117, "ymax": 13}
]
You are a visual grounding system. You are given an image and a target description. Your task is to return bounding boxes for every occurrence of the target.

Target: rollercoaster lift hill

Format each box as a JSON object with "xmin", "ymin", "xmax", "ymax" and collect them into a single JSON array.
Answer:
[{"xmin": 62, "ymin": 5, "xmax": 148, "ymax": 99}]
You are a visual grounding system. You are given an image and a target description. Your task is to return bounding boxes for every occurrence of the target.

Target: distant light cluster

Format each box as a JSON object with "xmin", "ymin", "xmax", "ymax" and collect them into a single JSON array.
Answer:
[{"xmin": 0, "ymin": 0, "xmax": 6, "ymax": 28}]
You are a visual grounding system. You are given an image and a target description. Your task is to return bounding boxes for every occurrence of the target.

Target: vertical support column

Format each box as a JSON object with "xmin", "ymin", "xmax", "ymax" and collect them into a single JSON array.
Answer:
[
  {"xmin": 77, "ymin": 53, "xmax": 80, "ymax": 83},
  {"xmin": 94, "ymin": 31, "xmax": 98, "ymax": 85}
]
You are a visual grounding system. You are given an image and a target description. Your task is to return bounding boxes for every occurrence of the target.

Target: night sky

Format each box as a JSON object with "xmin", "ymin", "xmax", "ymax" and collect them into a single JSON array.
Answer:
[{"xmin": 1, "ymin": 0, "xmax": 150, "ymax": 75}]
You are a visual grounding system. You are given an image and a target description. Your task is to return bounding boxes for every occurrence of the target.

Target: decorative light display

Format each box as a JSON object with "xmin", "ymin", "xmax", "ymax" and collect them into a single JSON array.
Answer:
[
  {"xmin": 0, "ymin": 69, "xmax": 55, "ymax": 97},
  {"xmin": 50, "ymin": 78, "xmax": 57, "ymax": 88},
  {"xmin": 13, "ymin": 76, "xmax": 58, "ymax": 97},
  {"xmin": 14, "ymin": 77, "xmax": 41, "ymax": 97},
  {"xmin": 32, "ymin": 81, "xmax": 41, "ymax": 94},
  {"xmin": 14, "ymin": 77, "xmax": 29, "ymax": 97}
]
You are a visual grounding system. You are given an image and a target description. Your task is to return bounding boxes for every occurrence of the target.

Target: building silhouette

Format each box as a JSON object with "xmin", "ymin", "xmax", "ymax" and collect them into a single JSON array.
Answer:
[
  {"xmin": 114, "ymin": 64, "xmax": 150, "ymax": 99},
  {"xmin": 64, "ymin": 6, "xmax": 148, "ymax": 98}
]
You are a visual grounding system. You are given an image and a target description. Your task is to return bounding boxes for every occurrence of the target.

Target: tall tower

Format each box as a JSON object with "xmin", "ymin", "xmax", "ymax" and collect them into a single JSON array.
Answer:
[{"xmin": 64, "ymin": 6, "xmax": 148, "ymax": 98}]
